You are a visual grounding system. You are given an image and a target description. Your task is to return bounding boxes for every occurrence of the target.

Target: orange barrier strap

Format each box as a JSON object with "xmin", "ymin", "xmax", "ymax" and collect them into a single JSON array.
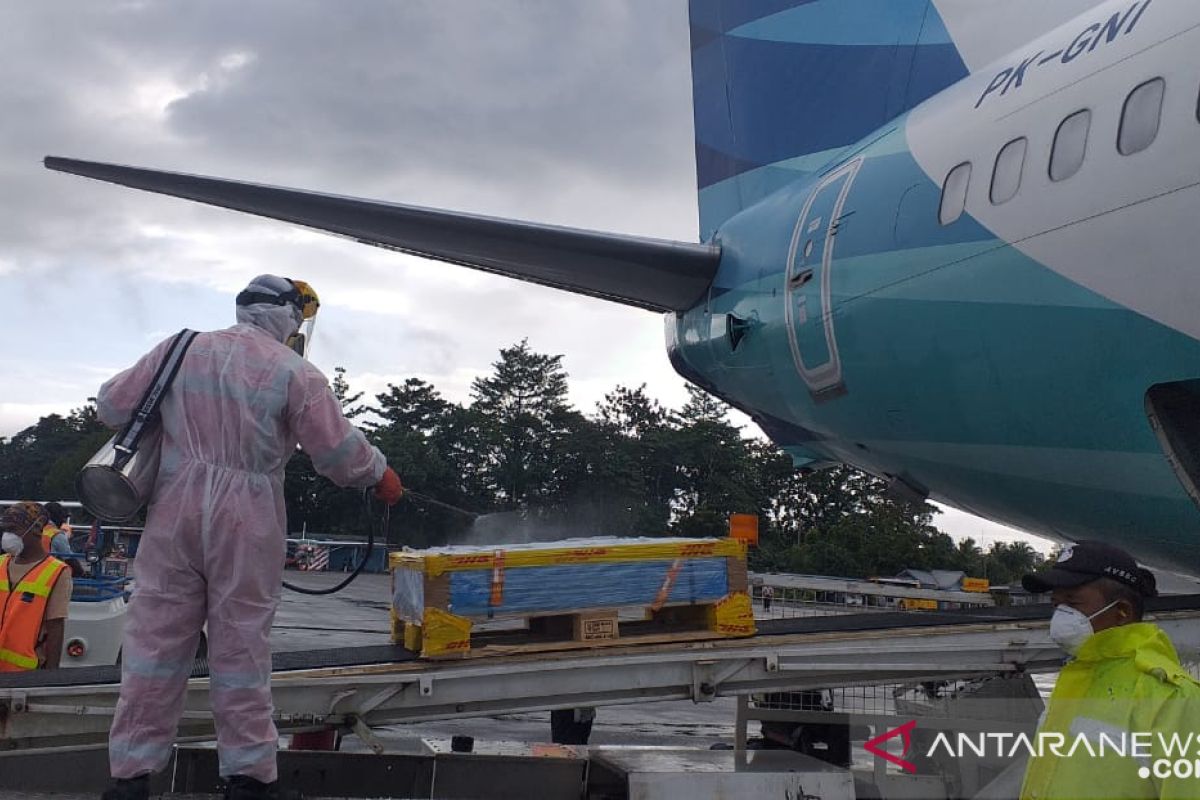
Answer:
[
  {"xmin": 650, "ymin": 558, "xmax": 684, "ymax": 612},
  {"xmin": 489, "ymin": 549, "xmax": 506, "ymax": 607}
]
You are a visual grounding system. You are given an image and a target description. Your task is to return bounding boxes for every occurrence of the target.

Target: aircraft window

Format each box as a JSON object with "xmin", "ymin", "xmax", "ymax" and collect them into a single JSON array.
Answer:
[
  {"xmin": 1050, "ymin": 110, "xmax": 1091, "ymax": 181},
  {"xmin": 939, "ymin": 162, "xmax": 971, "ymax": 225},
  {"xmin": 990, "ymin": 137, "xmax": 1027, "ymax": 205},
  {"xmin": 1118, "ymin": 77, "xmax": 1165, "ymax": 156}
]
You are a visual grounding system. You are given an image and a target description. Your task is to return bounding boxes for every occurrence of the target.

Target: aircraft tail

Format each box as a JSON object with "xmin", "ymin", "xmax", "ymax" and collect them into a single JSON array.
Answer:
[{"xmin": 689, "ymin": 0, "xmax": 970, "ymax": 240}]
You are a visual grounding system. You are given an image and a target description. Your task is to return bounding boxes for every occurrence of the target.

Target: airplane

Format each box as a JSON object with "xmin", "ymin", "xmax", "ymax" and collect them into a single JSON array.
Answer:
[{"xmin": 44, "ymin": 0, "xmax": 1200, "ymax": 573}]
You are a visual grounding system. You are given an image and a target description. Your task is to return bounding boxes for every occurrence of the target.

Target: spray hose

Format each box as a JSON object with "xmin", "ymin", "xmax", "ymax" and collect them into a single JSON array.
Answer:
[
  {"xmin": 282, "ymin": 490, "xmax": 387, "ymax": 595},
  {"xmin": 281, "ymin": 488, "xmax": 477, "ymax": 594}
]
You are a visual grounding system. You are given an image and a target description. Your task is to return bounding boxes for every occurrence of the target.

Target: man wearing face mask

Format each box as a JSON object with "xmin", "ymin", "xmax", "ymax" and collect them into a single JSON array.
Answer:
[
  {"xmin": 1019, "ymin": 541, "xmax": 1200, "ymax": 800},
  {"xmin": 97, "ymin": 275, "xmax": 405, "ymax": 800},
  {"xmin": 0, "ymin": 501, "xmax": 72, "ymax": 672}
]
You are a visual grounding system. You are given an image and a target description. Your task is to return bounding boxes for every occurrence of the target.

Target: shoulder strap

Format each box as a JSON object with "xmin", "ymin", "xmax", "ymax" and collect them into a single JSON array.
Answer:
[{"xmin": 113, "ymin": 329, "xmax": 199, "ymax": 462}]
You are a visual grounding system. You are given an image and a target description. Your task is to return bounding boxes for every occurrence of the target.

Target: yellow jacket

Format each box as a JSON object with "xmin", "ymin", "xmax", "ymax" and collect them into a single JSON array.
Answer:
[{"xmin": 1021, "ymin": 622, "xmax": 1200, "ymax": 800}]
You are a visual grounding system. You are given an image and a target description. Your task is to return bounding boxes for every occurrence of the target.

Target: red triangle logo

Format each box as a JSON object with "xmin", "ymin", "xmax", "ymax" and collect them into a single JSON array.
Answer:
[{"xmin": 863, "ymin": 719, "xmax": 917, "ymax": 774}]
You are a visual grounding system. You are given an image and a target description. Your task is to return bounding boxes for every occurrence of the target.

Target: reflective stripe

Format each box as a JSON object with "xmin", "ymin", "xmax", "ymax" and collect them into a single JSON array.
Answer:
[
  {"xmin": 210, "ymin": 669, "xmax": 271, "ymax": 691},
  {"xmin": 122, "ymin": 650, "xmax": 194, "ymax": 680},
  {"xmin": 109, "ymin": 736, "xmax": 175, "ymax": 776},
  {"xmin": 217, "ymin": 739, "xmax": 278, "ymax": 779},
  {"xmin": 1068, "ymin": 716, "xmax": 1150, "ymax": 769},
  {"xmin": 18, "ymin": 559, "xmax": 66, "ymax": 598},
  {"xmin": 0, "ymin": 554, "xmax": 8, "ymax": 592},
  {"xmin": 309, "ymin": 428, "xmax": 363, "ymax": 474},
  {"xmin": 0, "ymin": 647, "xmax": 38, "ymax": 669}
]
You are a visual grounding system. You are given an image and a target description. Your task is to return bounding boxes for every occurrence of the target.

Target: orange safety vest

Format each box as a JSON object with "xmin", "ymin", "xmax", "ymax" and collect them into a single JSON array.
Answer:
[
  {"xmin": 41, "ymin": 524, "xmax": 59, "ymax": 551},
  {"xmin": 0, "ymin": 555, "xmax": 68, "ymax": 671}
]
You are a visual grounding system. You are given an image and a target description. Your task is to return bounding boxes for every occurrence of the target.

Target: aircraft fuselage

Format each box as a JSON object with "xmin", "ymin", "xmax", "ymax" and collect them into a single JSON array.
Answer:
[{"xmin": 671, "ymin": 0, "xmax": 1200, "ymax": 570}]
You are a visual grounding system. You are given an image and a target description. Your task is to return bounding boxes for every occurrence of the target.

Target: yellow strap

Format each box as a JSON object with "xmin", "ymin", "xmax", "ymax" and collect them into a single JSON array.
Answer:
[
  {"xmin": 0, "ymin": 647, "xmax": 39, "ymax": 670},
  {"xmin": 393, "ymin": 538, "xmax": 747, "ymax": 577},
  {"xmin": 0, "ymin": 554, "xmax": 8, "ymax": 592}
]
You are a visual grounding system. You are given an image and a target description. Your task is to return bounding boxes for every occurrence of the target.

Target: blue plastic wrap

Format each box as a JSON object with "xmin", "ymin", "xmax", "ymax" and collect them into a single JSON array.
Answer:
[{"xmin": 390, "ymin": 536, "xmax": 744, "ymax": 623}]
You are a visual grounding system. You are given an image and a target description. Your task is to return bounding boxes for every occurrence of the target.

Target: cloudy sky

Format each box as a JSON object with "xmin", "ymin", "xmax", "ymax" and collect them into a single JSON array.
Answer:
[{"xmin": 0, "ymin": 1, "xmax": 1047, "ymax": 551}]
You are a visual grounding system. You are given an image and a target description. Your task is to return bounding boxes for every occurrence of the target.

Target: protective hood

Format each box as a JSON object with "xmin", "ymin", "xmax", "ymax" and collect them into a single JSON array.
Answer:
[{"xmin": 236, "ymin": 302, "xmax": 300, "ymax": 344}]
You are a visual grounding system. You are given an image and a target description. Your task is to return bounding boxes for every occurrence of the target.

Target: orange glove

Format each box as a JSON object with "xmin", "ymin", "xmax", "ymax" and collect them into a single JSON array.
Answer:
[{"xmin": 374, "ymin": 467, "xmax": 404, "ymax": 506}]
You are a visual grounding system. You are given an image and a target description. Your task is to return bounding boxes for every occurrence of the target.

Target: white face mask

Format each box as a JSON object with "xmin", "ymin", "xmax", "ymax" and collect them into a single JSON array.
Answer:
[
  {"xmin": 1049, "ymin": 600, "xmax": 1120, "ymax": 655},
  {"xmin": 1, "ymin": 532, "xmax": 23, "ymax": 558}
]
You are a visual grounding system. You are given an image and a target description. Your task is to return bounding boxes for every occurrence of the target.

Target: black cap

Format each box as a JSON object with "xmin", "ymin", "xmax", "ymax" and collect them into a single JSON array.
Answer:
[
  {"xmin": 43, "ymin": 501, "xmax": 67, "ymax": 526},
  {"xmin": 1022, "ymin": 540, "xmax": 1157, "ymax": 597}
]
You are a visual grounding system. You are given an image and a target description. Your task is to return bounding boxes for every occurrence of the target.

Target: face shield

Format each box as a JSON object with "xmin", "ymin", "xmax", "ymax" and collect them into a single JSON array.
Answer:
[
  {"xmin": 236, "ymin": 276, "xmax": 320, "ymax": 358},
  {"xmin": 284, "ymin": 279, "xmax": 320, "ymax": 359}
]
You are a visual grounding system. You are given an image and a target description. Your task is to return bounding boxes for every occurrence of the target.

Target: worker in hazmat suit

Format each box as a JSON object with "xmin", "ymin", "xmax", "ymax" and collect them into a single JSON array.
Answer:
[
  {"xmin": 98, "ymin": 275, "xmax": 405, "ymax": 800},
  {"xmin": 1019, "ymin": 541, "xmax": 1200, "ymax": 800}
]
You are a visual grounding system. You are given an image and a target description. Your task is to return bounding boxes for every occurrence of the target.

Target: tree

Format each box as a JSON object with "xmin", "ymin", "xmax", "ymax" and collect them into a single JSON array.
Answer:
[
  {"xmin": 955, "ymin": 537, "xmax": 985, "ymax": 576},
  {"xmin": 331, "ymin": 366, "xmax": 367, "ymax": 420},
  {"xmin": 597, "ymin": 384, "xmax": 669, "ymax": 438},
  {"xmin": 591, "ymin": 385, "xmax": 677, "ymax": 536},
  {"xmin": 0, "ymin": 404, "xmax": 109, "ymax": 501},
  {"xmin": 980, "ymin": 541, "xmax": 1043, "ymax": 586},
  {"xmin": 469, "ymin": 340, "xmax": 576, "ymax": 509},
  {"xmin": 670, "ymin": 386, "xmax": 763, "ymax": 537},
  {"xmin": 757, "ymin": 459, "xmax": 952, "ymax": 578},
  {"xmin": 0, "ymin": 354, "xmax": 1047, "ymax": 578},
  {"xmin": 367, "ymin": 379, "xmax": 484, "ymax": 547}
]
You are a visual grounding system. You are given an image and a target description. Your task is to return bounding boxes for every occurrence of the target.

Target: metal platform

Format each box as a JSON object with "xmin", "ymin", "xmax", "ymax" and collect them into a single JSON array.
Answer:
[{"xmin": 4, "ymin": 596, "xmax": 1200, "ymax": 755}]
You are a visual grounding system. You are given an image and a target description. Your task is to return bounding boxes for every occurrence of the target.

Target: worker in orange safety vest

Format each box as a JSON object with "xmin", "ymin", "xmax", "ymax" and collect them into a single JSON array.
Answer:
[{"xmin": 0, "ymin": 501, "xmax": 72, "ymax": 672}]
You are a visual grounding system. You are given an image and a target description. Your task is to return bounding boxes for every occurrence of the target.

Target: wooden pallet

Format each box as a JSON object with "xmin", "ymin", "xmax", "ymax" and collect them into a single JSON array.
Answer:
[{"xmin": 396, "ymin": 593, "xmax": 755, "ymax": 660}]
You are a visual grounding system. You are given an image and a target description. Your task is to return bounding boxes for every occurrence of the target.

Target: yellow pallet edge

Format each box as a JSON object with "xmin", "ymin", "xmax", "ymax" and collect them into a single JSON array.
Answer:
[
  {"xmin": 419, "ymin": 607, "xmax": 473, "ymax": 657},
  {"xmin": 389, "ymin": 538, "xmax": 747, "ymax": 577},
  {"xmin": 706, "ymin": 591, "xmax": 756, "ymax": 637}
]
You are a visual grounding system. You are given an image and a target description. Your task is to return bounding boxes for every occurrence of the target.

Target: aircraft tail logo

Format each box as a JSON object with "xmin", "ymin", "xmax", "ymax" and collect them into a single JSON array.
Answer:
[{"xmin": 688, "ymin": 0, "xmax": 968, "ymax": 240}]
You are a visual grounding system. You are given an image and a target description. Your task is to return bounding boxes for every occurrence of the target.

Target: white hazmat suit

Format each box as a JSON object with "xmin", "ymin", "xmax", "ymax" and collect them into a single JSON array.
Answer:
[{"xmin": 98, "ymin": 284, "xmax": 385, "ymax": 784}]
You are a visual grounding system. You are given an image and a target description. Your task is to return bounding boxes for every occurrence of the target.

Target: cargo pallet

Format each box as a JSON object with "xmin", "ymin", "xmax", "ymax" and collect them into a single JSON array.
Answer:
[
  {"xmin": 395, "ymin": 592, "xmax": 756, "ymax": 660},
  {"xmin": 389, "ymin": 537, "xmax": 755, "ymax": 658}
]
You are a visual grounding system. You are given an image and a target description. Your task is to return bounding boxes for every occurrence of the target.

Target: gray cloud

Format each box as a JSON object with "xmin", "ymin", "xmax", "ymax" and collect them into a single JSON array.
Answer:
[{"xmin": 0, "ymin": 0, "xmax": 698, "ymax": 430}]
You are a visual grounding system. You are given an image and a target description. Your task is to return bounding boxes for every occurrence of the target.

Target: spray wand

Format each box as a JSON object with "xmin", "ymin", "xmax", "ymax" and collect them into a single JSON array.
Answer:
[{"xmin": 404, "ymin": 489, "xmax": 481, "ymax": 520}]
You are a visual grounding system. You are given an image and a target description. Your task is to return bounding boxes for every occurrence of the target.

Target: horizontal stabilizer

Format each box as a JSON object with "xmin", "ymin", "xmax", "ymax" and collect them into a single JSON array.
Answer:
[{"xmin": 44, "ymin": 157, "xmax": 720, "ymax": 312}]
